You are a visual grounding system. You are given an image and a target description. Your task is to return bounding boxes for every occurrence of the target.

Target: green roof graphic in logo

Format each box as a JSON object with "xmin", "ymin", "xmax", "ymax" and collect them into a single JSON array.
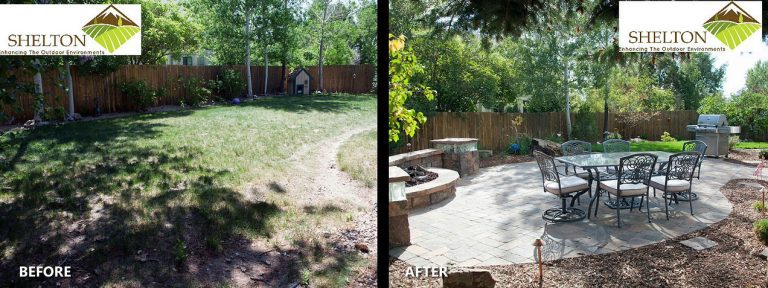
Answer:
[
  {"xmin": 82, "ymin": 5, "xmax": 140, "ymax": 53},
  {"xmin": 703, "ymin": 1, "xmax": 761, "ymax": 50}
]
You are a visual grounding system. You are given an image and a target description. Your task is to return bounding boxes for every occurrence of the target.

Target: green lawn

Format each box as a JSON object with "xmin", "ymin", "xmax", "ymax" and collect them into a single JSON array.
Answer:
[
  {"xmin": 591, "ymin": 140, "xmax": 687, "ymax": 153},
  {"xmin": 588, "ymin": 140, "xmax": 768, "ymax": 152},
  {"xmin": 338, "ymin": 130, "xmax": 376, "ymax": 188},
  {"xmin": 0, "ymin": 94, "xmax": 375, "ymax": 286},
  {"xmin": 734, "ymin": 142, "xmax": 768, "ymax": 149}
]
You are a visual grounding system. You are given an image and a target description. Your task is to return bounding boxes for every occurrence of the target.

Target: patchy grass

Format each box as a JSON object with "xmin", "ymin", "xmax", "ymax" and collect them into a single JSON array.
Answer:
[
  {"xmin": 337, "ymin": 130, "xmax": 377, "ymax": 188},
  {"xmin": 592, "ymin": 140, "xmax": 687, "ymax": 153},
  {"xmin": 735, "ymin": 142, "xmax": 768, "ymax": 149},
  {"xmin": 0, "ymin": 94, "xmax": 375, "ymax": 286}
]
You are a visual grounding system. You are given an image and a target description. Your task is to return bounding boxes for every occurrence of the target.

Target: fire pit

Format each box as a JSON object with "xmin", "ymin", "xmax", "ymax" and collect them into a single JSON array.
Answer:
[
  {"xmin": 405, "ymin": 165, "xmax": 438, "ymax": 187},
  {"xmin": 404, "ymin": 167, "xmax": 459, "ymax": 209}
]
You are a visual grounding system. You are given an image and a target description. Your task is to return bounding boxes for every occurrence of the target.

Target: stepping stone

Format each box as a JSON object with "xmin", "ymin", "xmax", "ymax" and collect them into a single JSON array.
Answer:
[
  {"xmin": 759, "ymin": 248, "xmax": 768, "ymax": 259},
  {"xmin": 679, "ymin": 237, "xmax": 717, "ymax": 251}
]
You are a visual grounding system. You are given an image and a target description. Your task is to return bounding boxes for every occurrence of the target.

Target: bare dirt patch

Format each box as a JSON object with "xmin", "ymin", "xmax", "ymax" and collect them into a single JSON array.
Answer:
[
  {"xmin": 390, "ymin": 179, "xmax": 768, "ymax": 287},
  {"xmin": 480, "ymin": 154, "xmax": 534, "ymax": 168}
]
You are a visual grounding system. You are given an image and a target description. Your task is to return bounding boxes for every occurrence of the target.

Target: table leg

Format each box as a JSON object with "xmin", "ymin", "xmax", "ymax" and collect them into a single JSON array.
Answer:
[{"xmin": 587, "ymin": 167, "xmax": 599, "ymax": 219}]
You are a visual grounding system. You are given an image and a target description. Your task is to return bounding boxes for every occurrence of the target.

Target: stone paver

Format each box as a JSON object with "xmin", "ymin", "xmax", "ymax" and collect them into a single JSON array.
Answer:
[
  {"xmin": 392, "ymin": 158, "xmax": 751, "ymax": 267},
  {"xmin": 679, "ymin": 236, "xmax": 718, "ymax": 250}
]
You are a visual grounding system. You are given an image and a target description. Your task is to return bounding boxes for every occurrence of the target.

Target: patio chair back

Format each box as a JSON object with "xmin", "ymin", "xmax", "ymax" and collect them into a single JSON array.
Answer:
[
  {"xmin": 682, "ymin": 140, "xmax": 707, "ymax": 159},
  {"xmin": 617, "ymin": 153, "xmax": 658, "ymax": 185},
  {"xmin": 561, "ymin": 140, "xmax": 592, "ymax": 156},
  {"xmin": 603, "ymin": 139, "xmax": 631, "ymax": 153},
  {"xmin": 664, "ymin": 151, "xmax": 700, "ymax": 181},
  {"xmin": 533, "ymin": 151, "xmax": 561, "ymax": 189}
]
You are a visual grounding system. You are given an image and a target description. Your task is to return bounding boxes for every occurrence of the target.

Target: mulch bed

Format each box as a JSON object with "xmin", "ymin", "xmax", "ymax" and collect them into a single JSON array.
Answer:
[
  {"xmin": 725, "ymin": 149, "xmax": 765, "ymax": 167},
  {"xmin": 480, "ymin": 154, "xmax": 534, "ymax": 168},
  {"xmin": 389, "ymin": 179, "xmax": 768, "ymax": 287}
]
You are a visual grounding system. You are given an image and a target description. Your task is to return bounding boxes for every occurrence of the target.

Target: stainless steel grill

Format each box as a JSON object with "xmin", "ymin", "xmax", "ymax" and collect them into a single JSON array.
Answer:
[{"xmin": 686, "ymin": 114, "xmax": 736, "ymax": 157}]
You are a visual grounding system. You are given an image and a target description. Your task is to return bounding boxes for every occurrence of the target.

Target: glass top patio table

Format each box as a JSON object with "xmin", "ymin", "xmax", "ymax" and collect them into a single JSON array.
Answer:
[{"xmin": 555, "ymin": 151, "xmax": 674, "ymax": 168}]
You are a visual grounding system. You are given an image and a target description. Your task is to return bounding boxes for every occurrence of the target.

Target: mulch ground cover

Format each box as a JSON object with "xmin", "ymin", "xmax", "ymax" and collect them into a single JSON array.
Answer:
[{"xmin": 389, "ymin": 178, "xmax": 768, "ymax": 287}]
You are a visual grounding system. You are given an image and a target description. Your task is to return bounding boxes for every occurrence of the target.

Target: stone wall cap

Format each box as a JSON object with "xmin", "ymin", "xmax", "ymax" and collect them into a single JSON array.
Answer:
[
  {"xmin": 430, "ymin": 138, "xmax": 479, "ymax": 144},
  {"xmin": 389, "ymin": 166, "xmax": 411, "ymax": 183},
  {"xmin": 406, "ymin": 168, "xmax": 459, "ymax": 197},
  {"xmin": 388, "ymin": 149, "xmax": 444, "ymax": 166}
]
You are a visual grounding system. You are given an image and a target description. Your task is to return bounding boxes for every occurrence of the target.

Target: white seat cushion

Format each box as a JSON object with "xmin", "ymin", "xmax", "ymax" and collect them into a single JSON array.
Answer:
[
  {"xmin": 544, "ymin": 176, "xmax": 589, "ymax": 195},
  {"xmin": 649, "ymin": 176, "xmax": 691, "ymax": 192},
  {"xmin": 599, "ymin": 180, "xmax": 648, "ymax": 196}
]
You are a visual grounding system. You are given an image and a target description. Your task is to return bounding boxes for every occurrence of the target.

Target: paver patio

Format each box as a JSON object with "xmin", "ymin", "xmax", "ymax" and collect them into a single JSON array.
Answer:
[{"xmin": 390, "ymin": 158, "xmax": 752, "ymax": 267}]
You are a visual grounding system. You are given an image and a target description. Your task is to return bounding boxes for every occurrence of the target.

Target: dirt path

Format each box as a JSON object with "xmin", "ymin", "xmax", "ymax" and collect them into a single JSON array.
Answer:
[
  {"xmin": 289, "ymin": 125, "xmax": 378, "ymax": 286},
  {"xmin": 187, "ymin": 126, "xmax": 378, "ymax": 287},
  {"xmin": 294, "ymin": 125, "xmax": 377, "ymax": 206}
]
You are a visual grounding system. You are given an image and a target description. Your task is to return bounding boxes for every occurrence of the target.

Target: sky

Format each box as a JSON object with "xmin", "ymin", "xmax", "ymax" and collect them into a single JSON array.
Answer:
[{"xmin": 713, "ymin": 41, "xmax": 768, "ymax": 97}]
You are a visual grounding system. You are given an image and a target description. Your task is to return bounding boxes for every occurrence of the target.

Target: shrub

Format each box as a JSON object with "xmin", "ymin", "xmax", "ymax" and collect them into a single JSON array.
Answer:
[
  {"xmin": 546, "ymin": 133, "xmax": 564, "ymax": 144},
  {"xmin": 119, "ymin": 80, "xmax": 161, "ymax": 111},
  {"xmin": 216, "ymin": 69, "xmax": 244, "ymax": 100},
  {"xmin": 754, "ymin": 219, "xmax": 768, "ymax": 244},
  {"xmin": 43, "ymin": 106, "xmax": 66, "ymax": 122},
  {"xmin": 760, "ymin": 149, "xmax": 768, "ymax": 160},
  {"xmin": 754, "ymin": 200, "xmax": 766, "ymax": 212},
  {"xmin": 179, "ymin": 76, "xmax": 211, "ymax": 107},
  {"xmin": 729, "ymin": 135, "xmax": 741, "ymax": 149},
  {"xmin": 572, "ymin": 104, "xmax": 597, "ymax": 141},
  {"xmin": 509, "ymin": 134, "xmax": 533, "ymax": 155},
  {"xmin": 606, "ymin": 130, "xmax": 622, "ymax": 140},
  {"xmin": 660, "ymin": 131, "xmax": 677, "ymax": 142}
]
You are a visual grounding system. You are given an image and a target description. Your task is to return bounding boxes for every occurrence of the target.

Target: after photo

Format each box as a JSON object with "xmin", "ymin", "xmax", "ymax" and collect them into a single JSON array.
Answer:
[{"xmin": 388, "ymin": 0, "xmax": 768, "ymax": 286}]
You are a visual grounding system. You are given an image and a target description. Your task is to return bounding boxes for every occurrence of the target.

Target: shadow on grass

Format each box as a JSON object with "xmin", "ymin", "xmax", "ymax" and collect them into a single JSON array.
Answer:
[
  {"xmin": 247, "ymin": 94, "xmax": 374, "ymax": 114},
  {"xmin": 282, "ymin": 238, "xmax": 366, "ymax": 287},
  {"xmin": 0, "ymin": 114, "xmax": 282, "ymax": 287}
]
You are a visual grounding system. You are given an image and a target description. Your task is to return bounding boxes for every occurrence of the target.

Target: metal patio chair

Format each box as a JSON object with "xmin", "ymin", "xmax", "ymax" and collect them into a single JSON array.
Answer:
[
  {"xmin": 682, "ymin": 140, "xmax": 707, "ymax": 179},
  {"xmin": 649, "ymin": 151, "xmax": 700, "ymax": 220},
  {"xmin": 602, "ymin": 139, "xmax": 631, "ymax": 153},
  {"xmin": 561, "ymin": 140, "xmax": 593, "ymax": 175},
  {"xmin": 534, "ymin": 151, "xmax": 591, "ymax": 222},
  {"xmin": 595, "ymin": 153, "xmax": 658, "ymax": 227},
  {"xmin": 601, "ymin": 139, "xmax": 632, "ymax": 179}
]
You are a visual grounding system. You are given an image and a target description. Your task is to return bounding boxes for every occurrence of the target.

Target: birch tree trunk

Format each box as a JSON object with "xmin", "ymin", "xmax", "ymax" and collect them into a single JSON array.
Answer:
[
  {"xmin": 264, "ymin": 49, "xmax": 268, "ymax": 96},
  {"xmin": 33, "ymin": 59, "xmax": 44, "ymax": 122},
  {"xmin": 564, "ymin": 62, "xmax": 572, "ymax": 140},
  {"xmin": 65, "ymin": 60, "xmax": 75, "ymax": 119},
  {"xmin": 245, "ymin": 9, "xmax": 253, "ymax": 98},
  {"xmin": 318, "ymin": 3, "xmax": 328, "ymax": 92}
]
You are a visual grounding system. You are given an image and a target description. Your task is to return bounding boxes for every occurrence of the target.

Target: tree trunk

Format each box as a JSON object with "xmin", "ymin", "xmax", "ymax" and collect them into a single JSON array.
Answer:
[
  {"xmin": 564, "ymin": 63, "xmax": 572, "ymax": 140},
  {"xmin": 280, "ymin": 61, "xmax": 286, "ymax": 93},
  {"xmin": 33, "ymin": 59, "xmax": 44, "ymax": 122},
  {"xmin": 245, "ymin": 9, "xmax": 253, "ymax": 98},
  {"xmin": 603, "ymin": 79, "xmax": 609, "ymax": 141},
  {"xmin": 264, "ymin": 49, "xmax": 268, "ymax": 96},
  {"xmin": 318, "ymin": 4, "xmax": 328, "ymax": 92},
  {"xmin": 65, "ymin": 60, "xmax": 75, "ymax": 118}
]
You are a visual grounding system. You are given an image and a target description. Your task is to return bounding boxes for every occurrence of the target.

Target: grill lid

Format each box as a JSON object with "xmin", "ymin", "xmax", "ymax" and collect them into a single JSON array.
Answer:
[{"xmin": 697, "ymin": 114, "xmax": 728, "ymax": 127}]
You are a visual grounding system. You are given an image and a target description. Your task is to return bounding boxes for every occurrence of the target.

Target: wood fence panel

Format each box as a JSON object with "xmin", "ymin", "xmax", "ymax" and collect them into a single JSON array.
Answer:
[
  {"xmin": 396, "ymin": 110, "xmax": 768, "ymax": 154},
  {"xmin": 1, "ymin": 64, "xmax": 373, "ymax": 121}
]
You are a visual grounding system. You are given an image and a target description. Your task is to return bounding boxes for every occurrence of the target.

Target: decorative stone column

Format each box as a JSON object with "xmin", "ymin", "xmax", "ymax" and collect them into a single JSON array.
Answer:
[
  {"xmin": 430, "ymin": 138, "xmax": 480, "ymax": 177},
  {"xmin": 389, "ymin": 166, "xmax": 411, "ymax": 248}
]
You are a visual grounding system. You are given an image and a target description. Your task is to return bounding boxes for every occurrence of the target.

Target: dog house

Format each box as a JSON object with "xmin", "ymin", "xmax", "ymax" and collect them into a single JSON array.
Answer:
[{"xmin": 287, "ymin": 68, "xmax": 311, "ymax": 95}]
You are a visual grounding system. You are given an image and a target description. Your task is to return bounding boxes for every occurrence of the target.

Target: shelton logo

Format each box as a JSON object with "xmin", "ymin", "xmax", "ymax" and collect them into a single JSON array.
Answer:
[
  {"xmin": 82, "ymin": 4, "xmax": 140, "ymax": 53},
  {"xmin": 702, "ymin": 1, "xmax": 761, "ymax": 50}
]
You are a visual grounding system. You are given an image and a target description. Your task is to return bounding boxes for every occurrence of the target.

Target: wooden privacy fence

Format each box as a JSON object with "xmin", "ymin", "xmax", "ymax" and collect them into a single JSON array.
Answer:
[
  {"xmin": 400, "ymin": 111, "xmax": 707, "ymax": 153},
  {"xmin": 2, "ymin": 64, "xmax": 374, "ymax": 120}
]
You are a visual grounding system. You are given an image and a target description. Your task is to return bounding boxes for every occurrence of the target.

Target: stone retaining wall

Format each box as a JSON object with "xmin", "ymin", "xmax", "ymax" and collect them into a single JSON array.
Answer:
[{"xmin": 388, "ymin": 149, "xmax": 443, "ymax": 168}]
